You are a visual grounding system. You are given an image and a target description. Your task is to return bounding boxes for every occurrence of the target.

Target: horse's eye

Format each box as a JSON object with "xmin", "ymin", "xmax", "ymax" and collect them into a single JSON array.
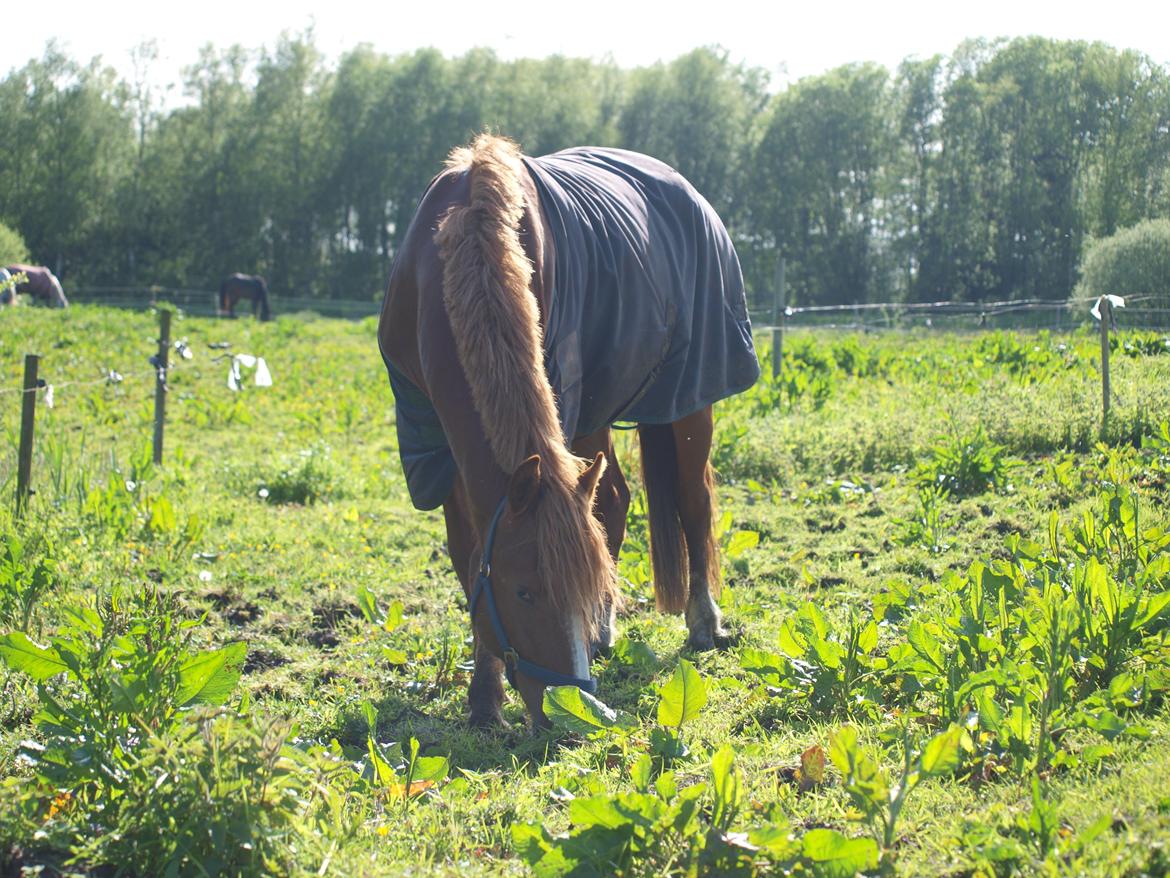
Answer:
[{"xmin": 517, "ymin": 588, "xmax": 536, "ymax": 605}]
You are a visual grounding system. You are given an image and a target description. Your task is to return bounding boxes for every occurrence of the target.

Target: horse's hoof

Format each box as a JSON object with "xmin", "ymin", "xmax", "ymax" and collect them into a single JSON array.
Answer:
[
  {"xmin": 686, "ymin": 630, "xmax": 717, "ymax": 652},
  {"xmin": 712, "ymin": 627, "xmax": 737, "ymax": 650},
  {"xmin": 686, "ymin": 626, "xmax": 735, "ymax": 652},
  {"xmin": 469, "ymin": 709, "xmax": 509, "ymax": 731}
]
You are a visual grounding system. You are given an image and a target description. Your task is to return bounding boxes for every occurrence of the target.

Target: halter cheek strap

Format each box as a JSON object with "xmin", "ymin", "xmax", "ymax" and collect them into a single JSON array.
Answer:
[{"xmin": 468, "ymin": 497, "xmax": 598, "ymax": 694}]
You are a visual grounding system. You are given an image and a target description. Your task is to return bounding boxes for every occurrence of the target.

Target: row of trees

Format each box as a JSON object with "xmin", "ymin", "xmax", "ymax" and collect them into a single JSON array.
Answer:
[{"xmin": 1, "ymin": 36, "xmax": 1168, "ymax": 308}]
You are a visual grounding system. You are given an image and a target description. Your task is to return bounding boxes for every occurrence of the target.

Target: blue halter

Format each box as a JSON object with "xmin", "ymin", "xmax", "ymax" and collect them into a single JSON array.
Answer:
[{"xmin": 468, "ymin": 497, "xmax": 598, "ymax": 694}]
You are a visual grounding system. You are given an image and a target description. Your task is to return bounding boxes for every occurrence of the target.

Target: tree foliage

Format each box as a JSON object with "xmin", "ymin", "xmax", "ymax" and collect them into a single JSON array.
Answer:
[{"xmin": 0, "ymin": 36, "xmax": 1167, "ymax": 308}]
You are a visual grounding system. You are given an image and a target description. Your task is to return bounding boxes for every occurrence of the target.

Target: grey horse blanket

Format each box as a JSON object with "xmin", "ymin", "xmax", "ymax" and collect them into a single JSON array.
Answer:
[{"xmin": 387, "ymin": 147, "xmax": 760, "ymax": 511}]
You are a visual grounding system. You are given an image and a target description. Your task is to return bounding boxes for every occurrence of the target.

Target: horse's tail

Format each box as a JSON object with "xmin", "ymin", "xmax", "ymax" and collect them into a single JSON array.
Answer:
[
  {"xmin": 218, "ymin": 279, "xmax": 228, "ymax": 313},
  {"xmin": 638, "ymin": 424, "xmax": 688, "ymax": 614}
]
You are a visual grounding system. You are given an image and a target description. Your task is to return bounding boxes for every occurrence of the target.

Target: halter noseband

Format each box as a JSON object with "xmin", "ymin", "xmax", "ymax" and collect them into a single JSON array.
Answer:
[{"xmin": 468, "ymin": 497, "xmax": 598, "ymax": 694}]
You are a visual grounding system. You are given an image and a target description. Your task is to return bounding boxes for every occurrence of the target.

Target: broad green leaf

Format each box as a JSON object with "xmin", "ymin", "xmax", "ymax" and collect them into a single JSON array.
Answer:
[
  {"xmin": 907, "ymin": 619, "xmax": 945, "ymax": 672},
  {"xmin": 1006, "ymin": 703, "xmax": 1032, "ymax": 742},
  {"xmin": 611, "ymin": 637, "xmax": 658, "ymax": 669},
  {"xmin": 802, "ymin": 602, "xmax": 830, "ymax": 640},
  {"xmin": 715, "ymin": 509, "xmax": 733, "ymax": 539},
  {"xmin": 355, "ymin": 585, "xmax": 381, "ymax": 624},
  {"xmin": 919, "ymin": 724, "xmax": 964, "ymax": 776},
  {"xmin": 510, "ymin": 822, "xmax": 546, "ymax": 862},
  {"xmin": 657, "ymin": 660, "xmax": 707, "ymax": 729},
  {"xmin": 1137, "ymin": 591, "xmax": 1170, "ymax": 629},
  {"xmin": 1081, "ymin": 708, "xmax": 1129, "ymax": 740},
  {"xmin": 568, "ymin": 795, "xmax": 629, "ymax": 830},
  {"xmin": 739, "ymin": 646, "xmax": 786, "ymax": 687},
  {"xmin": 973, "ymin": 686, "xmax": 1004, "ymax": 733},
  {"xmin": 811, "ymin": 637, "xmax": 844, "ymax": 669},
  {"xmin": 361, "ymin": 700, "xmax": 378, "ymax": 734},
  {"xmin": 384, "ymin": 599, "xmax": 405, "ymax": 633},
  {"xmin": 778, "ymin": 621, "xmax": 807, "ymax": 658},
  {"xmin": 1082, "ymin": 743, "xmax": 1114, "ymax": 765},
  {"xmin": 0, "ymin": 633, "xmax": 68, "ymax": 681},
  {"xmin": 829, "ymin": 726, "xmax": 888, "ymax": 814},
  {"xmin": 366, "ymin": 739, "xmax": 399, "ymax": 787},
  {"xmin": 630, "ymin": 753, "xmax": 652, "ymax": 792},
  {"xmin": 827, "ymin": 725, "xmax": 859, "ymax": 773},
  {"xmin": 176, "ymin": 642, "xmax": 247, "ymax": 706},
  {"xmin": 149, "ymin": 496, "xmax": 176, "ymax": 533},
  {"xmin": 801, "ymin": 828, "xmax": 880, "ymax": 878},
  {"xmin": 749, "ymin": 823, "xmax": 799, "ymax": 859},
  {"xmin": 857, "ymin": 619, "xmax": 879, "ymax": 654},
  {"xmin": 726, "ymin": 530, "xmax": 760, "ymax": 559},
  {"xmin": 382, "ymin": 647, "xmax": 409, "ymax": 665},
  {"xmin": 654, "ymin": 771, "xmax": 678, "ymax": 802},
  {"xmin": 710, "ymin": 745, "xmax": 742, "ymax": 830},
  {"xmin": 543, "ymin": 686, "xmax": 627, "ymax": 734},
  {"xmin": 410, "ymin": 754, "xmax": 449, "ymax": 785}
]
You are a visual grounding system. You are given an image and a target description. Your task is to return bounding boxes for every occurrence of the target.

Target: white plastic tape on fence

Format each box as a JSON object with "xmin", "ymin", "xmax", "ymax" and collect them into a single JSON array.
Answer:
[
  {"xmin": 227, "ymin": 354, "xmax": 273, "ymax": 391},
  {"xmin": 1091, "ymin": 295, "xmax": 1125, "ymax": 320}
]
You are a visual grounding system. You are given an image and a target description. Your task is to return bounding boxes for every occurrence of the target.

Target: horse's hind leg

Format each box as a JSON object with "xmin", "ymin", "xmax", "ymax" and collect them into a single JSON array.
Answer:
[{"xmin": 671, "ymin": 407, "xmax": 730, "ymax": 651}]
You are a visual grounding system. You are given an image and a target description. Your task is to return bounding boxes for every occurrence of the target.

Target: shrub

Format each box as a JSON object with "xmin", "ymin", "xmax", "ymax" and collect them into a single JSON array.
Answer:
[
  {"xmin": 0, "ymin": 531, "xmax": 56, "ymax": 632},
  {"xmin": 1074, "ymin": 218, "xmax": 1170, "ymax": 308},
  {"xmin": 0, "ymin": 221, "xmax": 29, "ymax": 266},
  {"xmin": 913, "ymin": 425, "xmax": 1018, "ymax": 497}
]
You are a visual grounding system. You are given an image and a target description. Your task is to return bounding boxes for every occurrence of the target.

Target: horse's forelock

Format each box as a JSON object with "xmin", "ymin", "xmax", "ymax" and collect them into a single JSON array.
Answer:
[{"xmin": 531, "ymin": 473, "xmax": 619, "ymax": 639}]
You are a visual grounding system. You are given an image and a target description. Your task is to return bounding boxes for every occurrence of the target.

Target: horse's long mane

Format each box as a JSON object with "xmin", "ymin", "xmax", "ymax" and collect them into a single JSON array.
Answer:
[{"xmin": 435, "ymin": 133, "xmax": 618, "ymax": 633}]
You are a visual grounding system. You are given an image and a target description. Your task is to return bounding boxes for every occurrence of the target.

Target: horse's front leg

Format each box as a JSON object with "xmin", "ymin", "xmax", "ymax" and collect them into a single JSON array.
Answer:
[
  {"xmin": 468, "ymin": 637, "xmax": 508, "ymax": 728},
  {"xmin": 443, "ymin": 483, "xmax": 507, "ymax": 728},
  {"xmin": 571, "ymin": 428, "xmax": 629, "ymax": 656}
]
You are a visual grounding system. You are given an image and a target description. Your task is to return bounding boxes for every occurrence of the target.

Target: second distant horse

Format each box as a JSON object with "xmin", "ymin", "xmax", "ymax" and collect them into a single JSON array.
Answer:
[
  {"xmin": 219, "ymin": 273, "xmax": 272, "ymax": 321},
  {"xmin": 2, "ymin": 264, "xmax": 68, "ymax": 307}
]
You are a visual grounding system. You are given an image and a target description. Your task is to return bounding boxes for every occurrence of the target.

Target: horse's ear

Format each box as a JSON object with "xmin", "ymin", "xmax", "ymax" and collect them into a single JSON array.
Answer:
[
  {"xmin": 577, "ymin": 452, "xmax": 606, "ymax": 501},
  {"xmin": 508, "ymin": 455, "xmax": 542, "ymax": 515}
]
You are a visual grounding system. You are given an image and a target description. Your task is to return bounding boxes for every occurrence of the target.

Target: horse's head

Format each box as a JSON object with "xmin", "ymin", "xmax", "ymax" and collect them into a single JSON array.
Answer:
[{"xmin": 472, "ymin": 452, "xmax": 617, "ymax": 726}]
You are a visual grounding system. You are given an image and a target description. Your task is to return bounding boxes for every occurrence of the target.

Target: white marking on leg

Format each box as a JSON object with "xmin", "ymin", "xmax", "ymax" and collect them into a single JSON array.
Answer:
[{"xmin": 598, "ymin": 600, "xmax": 617, "ymax": 650}]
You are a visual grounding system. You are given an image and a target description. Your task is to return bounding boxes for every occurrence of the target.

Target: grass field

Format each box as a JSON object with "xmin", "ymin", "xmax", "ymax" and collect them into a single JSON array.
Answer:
[{"xmin": 1, "ymin": 306, "xmax": 1169, "ymax": 877}]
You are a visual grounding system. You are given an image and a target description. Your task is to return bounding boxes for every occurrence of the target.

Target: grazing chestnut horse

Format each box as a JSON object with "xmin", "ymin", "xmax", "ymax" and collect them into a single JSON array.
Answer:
[
  {"xmin": 378, "ymin": 135, "xmax": 759, "ymax": 727},
  {"xmin": 219, "ymin": 273, "xmax": 272, "ymax": 321},
  {"xmin": 3, "ymin": 264, "xmax": 68, "ymax": 307}
]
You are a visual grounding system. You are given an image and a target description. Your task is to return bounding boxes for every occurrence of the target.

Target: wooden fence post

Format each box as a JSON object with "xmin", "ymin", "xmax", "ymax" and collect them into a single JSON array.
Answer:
[
  {"xmin": 16, "ymin": 354, "xmax": 39, "ymax": 516},
  {"xmin": 1099, "ymin": 296, "xmax": 1111, "ymax": 436},
  {"xmin": 772, "ymin": 257, "xmax": 786, "ymax": 379},
  {"xmin": 153, "ymin": 309, "xmax": 171, "ymax": 465}
]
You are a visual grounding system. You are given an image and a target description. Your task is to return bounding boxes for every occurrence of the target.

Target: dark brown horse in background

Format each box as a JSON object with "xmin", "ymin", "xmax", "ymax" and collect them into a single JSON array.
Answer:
[
  {"xmin": 219, "ymin": 273, "xmax": 272, "ymax": 321},
  {"xmin": 2, "ymin": 264, "xmax": 68, "ymax": 307},
  {"xmin": 378, "ymin": 135, "xmax": 758, "ymax": 728}
]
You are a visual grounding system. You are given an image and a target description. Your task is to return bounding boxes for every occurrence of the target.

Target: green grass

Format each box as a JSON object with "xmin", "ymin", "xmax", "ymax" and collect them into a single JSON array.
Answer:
[{"xmin": 1, "ymin": 307, "xmax": 1168, "ymax": 876}]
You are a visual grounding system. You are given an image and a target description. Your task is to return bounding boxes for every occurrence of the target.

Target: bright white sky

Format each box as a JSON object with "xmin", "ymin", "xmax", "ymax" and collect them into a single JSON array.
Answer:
[{"xmin": 6, "ymin": 0, "xmax": 1169, "ymax": 100}]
